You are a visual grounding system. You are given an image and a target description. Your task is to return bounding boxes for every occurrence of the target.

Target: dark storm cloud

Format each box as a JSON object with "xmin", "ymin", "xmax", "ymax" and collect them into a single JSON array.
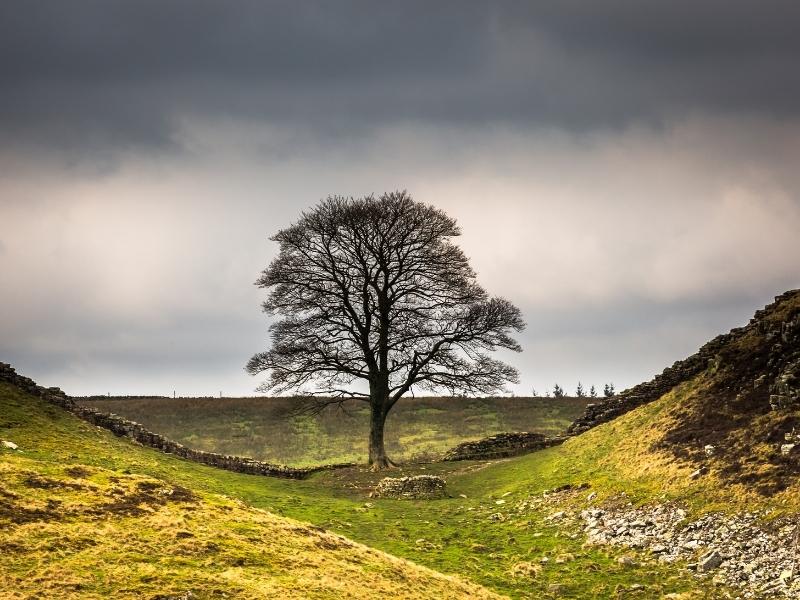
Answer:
[
  {"xmin": 3, "ymin": 1, "xmax": 800, "ymax": 397},
  {"xmin": 2, "ymin": 1, "xmax": 800, "ymax": 157}
]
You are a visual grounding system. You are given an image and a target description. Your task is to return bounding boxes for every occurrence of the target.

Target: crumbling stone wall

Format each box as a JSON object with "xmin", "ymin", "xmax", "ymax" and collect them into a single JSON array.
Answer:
[
  {"xmin": 568, "ymin": 290, "xmax": 800, "ymax": 435},
  {"xmin": 0, "ymin": 362, "xmax": 350, "ymax": 479},
  {"xmin": 442, "ymin": 431, "xmax": 565, "ymax": 461},
  {"xmin": 372, "ymin": 475, "xmax": 447, "ymax": 499}
]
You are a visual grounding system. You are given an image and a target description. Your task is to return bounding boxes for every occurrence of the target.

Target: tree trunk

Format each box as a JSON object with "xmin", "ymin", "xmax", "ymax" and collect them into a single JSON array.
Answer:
[{"xmin": 368, "ymin": 403, "xmax": 392, "ymax": 469}]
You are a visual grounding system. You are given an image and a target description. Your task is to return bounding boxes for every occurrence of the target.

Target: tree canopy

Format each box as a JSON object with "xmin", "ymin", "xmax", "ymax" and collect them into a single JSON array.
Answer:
[{"xmin": 247, "ymin": 191, "xmax": 524, "ymax": 467}]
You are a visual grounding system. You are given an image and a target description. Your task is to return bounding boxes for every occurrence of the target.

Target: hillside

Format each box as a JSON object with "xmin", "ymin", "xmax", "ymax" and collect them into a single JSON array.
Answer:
[
  {"xmin": 3, "ymin": 290, "xmax": 799, "ymax": 599},
  {"xmin": 76, "ymin": 395, "xmax": 588, "ymax": 466},
  {"xmin": 566, "ymin": 289, "xmax": 800, "ymax": 499},
  {"xmin": 0, "ymin": 382, "xmax": 498, "ymax": 600},
  {"xmin": 1, "ymin": 373, "xmax": 720, "ymax": 599}
]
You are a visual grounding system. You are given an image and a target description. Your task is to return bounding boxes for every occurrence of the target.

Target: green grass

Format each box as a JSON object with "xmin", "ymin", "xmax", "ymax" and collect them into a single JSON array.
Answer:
[
  {"xmin": 1, "ymin": 383, "xmax": 498, "ymax": 600},
  {"xmin": 76, "ymin": 395, "xmax": 588, "ymax": 466},
  {"xmin": 1, "ymin": 382, "xmax": 741, "ymax": 598}
]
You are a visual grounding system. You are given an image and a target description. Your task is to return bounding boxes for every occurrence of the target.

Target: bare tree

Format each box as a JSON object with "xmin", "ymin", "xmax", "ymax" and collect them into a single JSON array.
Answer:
[{"xmin": 246, "ymin": 192, "xmax": 524, "ymax": 469}]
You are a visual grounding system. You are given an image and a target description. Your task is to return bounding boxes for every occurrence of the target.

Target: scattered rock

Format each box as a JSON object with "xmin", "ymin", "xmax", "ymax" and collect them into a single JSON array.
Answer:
[
  {"xmin": 487, "ymin": 512, "xmax": 505, "ymax": 522},
  {"xmin": 1, "ymin": 440, "xmax": 18, "ymax": 450},
  {"xmin": 581, "ymin": 502, "xmax": 800, "ymax": 598},
  {"xmin": 689, "ymin": 466, "xmax": 708, "ymax": 480},
  {"xmin": 699, "ymin": 549, "xmax": 723, "ymax": 572}
]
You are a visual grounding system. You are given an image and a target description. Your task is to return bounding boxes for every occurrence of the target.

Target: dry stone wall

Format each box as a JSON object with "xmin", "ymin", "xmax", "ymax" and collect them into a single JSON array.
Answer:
[
  {"xmin": 0, "ymin": 362, "xmax": 350, "ymax": 479},
  {"xmin": 442, "ymin": 431, "xmax": 565, "ymax": 461}
]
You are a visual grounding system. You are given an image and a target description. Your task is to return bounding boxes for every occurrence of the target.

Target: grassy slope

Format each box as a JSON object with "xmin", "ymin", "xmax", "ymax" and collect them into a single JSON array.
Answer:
[
  {"xmin": 0, "ymin": 383, "xmax": 499, "ymax": 600},
  {"xmin": 77, "ymin": 396, "xmax": 588, "ymax": 466},
  {"xmin": 2, "ymin": 383, "xmax": 730, "ymax": 599}
]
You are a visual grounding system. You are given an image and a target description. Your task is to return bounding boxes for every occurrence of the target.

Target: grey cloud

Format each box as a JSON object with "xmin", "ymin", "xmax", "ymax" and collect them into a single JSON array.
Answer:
[{"xmin": 2, "ymin": 1, "xmax": 800, "ymax": 158}]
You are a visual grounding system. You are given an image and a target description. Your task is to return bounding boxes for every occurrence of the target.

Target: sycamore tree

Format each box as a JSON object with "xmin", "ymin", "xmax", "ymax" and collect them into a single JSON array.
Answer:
[{"xmin": 247, "ymin": 191, "xmax": 524, "ymax": 469}]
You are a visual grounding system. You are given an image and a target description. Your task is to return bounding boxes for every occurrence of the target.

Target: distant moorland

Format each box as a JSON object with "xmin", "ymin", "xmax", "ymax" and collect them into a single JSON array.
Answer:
[{"xmin": 77, "ymin": 395, "xmax": 590, "ymax": 466}]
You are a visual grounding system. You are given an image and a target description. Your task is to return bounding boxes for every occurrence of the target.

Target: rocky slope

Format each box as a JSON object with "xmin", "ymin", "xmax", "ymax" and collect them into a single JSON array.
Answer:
[
  {"xmin": 568, "ymin": 290, "xmax": 800, "ymax": 494},
  {"xmin": 569, "ymin": 290, "xmax": 800, "ymax": 436}
]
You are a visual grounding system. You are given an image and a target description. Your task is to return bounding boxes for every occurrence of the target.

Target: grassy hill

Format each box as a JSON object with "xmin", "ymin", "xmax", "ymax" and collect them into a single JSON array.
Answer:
[
  {"xmin": 2, "ymin": 380, "xmax": 718, "ymax": 599},
  {"xmin": 76, "ymin": 395, "xmax": 588, "ymax": 466},
  {"xmin": 3, "ymin": 290, "xmax": 798, "ymax": 598},
  {"xmin": 0, "ymin": 382, "xmax": 498, "ymax": 600}
]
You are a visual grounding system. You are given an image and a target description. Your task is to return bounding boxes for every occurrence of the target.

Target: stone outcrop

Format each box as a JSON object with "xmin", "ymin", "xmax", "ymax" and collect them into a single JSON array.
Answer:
[
  {"xmin": 442, "ymin": 431, "xmax": 565, "ymax": 462},
  {"xmin": 569, "ymin": 290, "xmax": 800, "ymax": 435},
  {"xmin": 371, "ymin": 475, "xmax": 447, "ymax": 499},
  {"xmin": 0, "ymin": 362, "xmax": 351, "ymax": 479},
  {"xmin": 769, "ymin": 356, "xmax": 800, "ymax": 410}
]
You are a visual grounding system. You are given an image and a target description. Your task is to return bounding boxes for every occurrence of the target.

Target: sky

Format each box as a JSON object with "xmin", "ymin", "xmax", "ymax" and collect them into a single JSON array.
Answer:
[{"xmin": 1, "ymin": 1, "xmax": 799, "ymax": 397}]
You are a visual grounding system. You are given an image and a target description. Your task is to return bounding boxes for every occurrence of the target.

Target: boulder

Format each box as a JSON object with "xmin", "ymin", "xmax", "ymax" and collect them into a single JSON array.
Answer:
[{"xmin": 699, "ymin": 549, "xmax": 723, "ymax": 572}]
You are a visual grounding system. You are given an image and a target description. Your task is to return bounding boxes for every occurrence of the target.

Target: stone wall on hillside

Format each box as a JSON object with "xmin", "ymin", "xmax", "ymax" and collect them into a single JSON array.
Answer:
[
  {"xmin": 0, "ymin": 362, "xmax": 351, "ymax": 479},
  {"xmin": 442, "ymin": 431, "xmax": 565, "ymax": 461},
  {"xmin": 568, "ymin": 290, "xmax": 800, "ymax": 435}
]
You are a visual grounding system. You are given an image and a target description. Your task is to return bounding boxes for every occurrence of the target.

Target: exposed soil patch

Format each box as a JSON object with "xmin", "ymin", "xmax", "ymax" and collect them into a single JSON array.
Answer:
[
  {"xmin": 0, "ymin": 494, "xmax": 61, "ymax": 524},
  {"xmin": 64, "ymin": 466, "xmax": 91, "ymax": 478},
  {"xmin": 95, "ymin": 481, "xmax": 197, "ymax": 517},
  {"xmin": 22, "ymin": 473, "xmax": 92, "ymax": 491}
]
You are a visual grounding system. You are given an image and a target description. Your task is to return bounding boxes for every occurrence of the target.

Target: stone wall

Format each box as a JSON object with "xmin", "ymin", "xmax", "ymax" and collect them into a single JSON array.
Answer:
[
  {"xmin": 371, "ymin": 475, "xmax": 447, "ymax": 499},
  {"xmin": 568, "ymin": 289, "xmax": 800, "ymax": 435},
  {"xmin": 442, "ymin": 431, "xmax": 565, "ymax": 461},
  {"xmin": 0, "ymin": 362, "xmax": 350, "ymax": 479}
]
